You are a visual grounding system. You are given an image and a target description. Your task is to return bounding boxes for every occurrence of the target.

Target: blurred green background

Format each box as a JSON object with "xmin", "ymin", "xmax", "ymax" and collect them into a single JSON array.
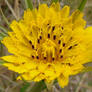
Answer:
[{"xmin": 0, "ymin": 0, "xmax": 92, "ymax": 92}]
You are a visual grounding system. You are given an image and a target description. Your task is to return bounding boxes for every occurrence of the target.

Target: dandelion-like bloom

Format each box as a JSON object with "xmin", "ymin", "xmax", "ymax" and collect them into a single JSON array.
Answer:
[{"xmin": 1, "ymin": 3, "xmax": 92, "ymax": 87}]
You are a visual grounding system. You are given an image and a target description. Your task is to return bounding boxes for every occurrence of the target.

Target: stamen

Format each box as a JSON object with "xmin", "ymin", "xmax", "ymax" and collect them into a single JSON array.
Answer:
[
  {"xmin": 63, "ymin": 43, "xmax": 65, "ymax": 47},
  {"xmin": 74, "ymin": 44, "xmax": 78, "ymax": 46},
  {"xmin": 29, "ymin": 41, "xmax": 32, "ymax": 44},
  {"xmin": 32, "ymin": 55, "xmax": 34, "ymax": 58},
  {"xmin": 58, "ymin": 40, "xmax": 61, "ymax": 44},
  {"xmin": 52, "ymin": 26, "xmax": 55, "ymax": 31},
  {"xmin": 60, "ymin": 55, "xmax": 63, "ymax": 58},
  {"xmin": 59, "ymin": 49, "xmax": 62, "ymax": 53},
  {"xmin": 61, "ymin": 27, "xmax": 64, "ymax": 30},
  {"xmin": 36, "ymin": 56, "xmax": 39, "ymax": 59},
  {"xmin": 22, "ymin": 62, "xmax": 25, "ymax": 64},
  {"xmin": 53, "ymin": 35, "xmax": 56, "ymax": 40},
  {"xmin": 40, "ymin": 36, "xmax": 42, "ymax": 39},
  {"xmin": 44, "ymin": 57, "xmax": 46, "ymax": 60},
  {"xmin": 37, "ymin": 39, "xmax": 40, "ymax": 43},
  {"xmin": 52, "ymin": 58, "xmax": 55, "ymax": 61},
  {"xmin": 32, "ymin": 45, "xmax": 34, "ymax": 49},
  {"xmin": 68, "ymin": 46, "xmax": 72, "ymax": 50},
  {"xmin": 48, "ymin": 34, "xmax": 50, "ymax": 38}
]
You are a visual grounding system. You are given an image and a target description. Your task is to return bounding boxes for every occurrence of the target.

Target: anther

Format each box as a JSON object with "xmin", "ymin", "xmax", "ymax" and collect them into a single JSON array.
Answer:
[
  {"xmin": 37, "ymin": 39, "xmax": 40, "ymax": 43},
  {"xmin": 68, "ymin": 46, "xmax": 72, "ymax": 50},
  {"xmin": 59, "ymin": 49, "xmax": 62, "ymax": 53},
  {"xmin": 60, "ymin": 55, "xmax": 63, "ymax": 58},
  {"xmin": 48, "ymin": 34, "xmax": 50, "ymax": 38},
  {"xmin": 44, "ymin": 57, "xmax": 46, "ymax": 60},
  {"xmin": 52, "ymin": 26, "xmax": 55, "ymax": 31},
  {"xmin": 36, "ymin": 56, "xmax": 39, "ymax": 59},
  {"xmin": 52, "ymin": 58, "xmax": 55, "ymax": 61},
  {"xmin": 29, "ymin": 41, "xmax": 32, "ymax": 44},
  {"xmin": 40, "ymin": 36, "xmax": 42, "ymax": 39},
  {"xmin": 22, "ymin": 62, "xmax": 25, "ymax": 64},
  {"xmin": 32, "ymin": 45, "xmax": 34, "ymax": 49},
  {"xmin": 32, "ymin": 55, "xmax": 34, "ymax": 58},
  {"xmin": 63, "ymin": 43, "xmax": 65, "ymax": 47},
  {"xmin": 61, "ymin": 27, "xmax": 64, "ymax": 30},
  {"xmin": 74, "ymin": 44, "xmax": 78, "ymax": 46},
  {"xmin": 53, "ymin": 35, "xmax": 56, "ymax": 40},
  {"xmin": 58, "ymin": 40, "xmax": 61, "ymax": 44}
]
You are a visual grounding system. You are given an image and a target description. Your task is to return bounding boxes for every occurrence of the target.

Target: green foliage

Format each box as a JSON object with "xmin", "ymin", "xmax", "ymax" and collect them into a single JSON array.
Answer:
[
  {"xmin": 82, "ymin": 67, "xmax": 92, "ymax": 72},
  {"xmin": 25, "ymin": 0, "xmax": 33, "ymax": 10},
  {"xmin": 20, "ymin": 82, "xmax": 30, "ymax": 92},
  {"xmin": 30, "ymin": 80, "xmax": 47, "ymax": 92},
  {"xmin": 52, "ymin": 0, "xmax": 59, "ymax": 3},
  {"xmin": 78, "ymin": 0, "xmax": 87, "ymax": 11}
]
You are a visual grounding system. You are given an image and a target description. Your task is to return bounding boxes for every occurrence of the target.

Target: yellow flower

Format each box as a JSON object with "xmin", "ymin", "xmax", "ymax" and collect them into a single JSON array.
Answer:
[{"xmin": 1, "ymin": 3, "xmax": 92, "ymax": 87}]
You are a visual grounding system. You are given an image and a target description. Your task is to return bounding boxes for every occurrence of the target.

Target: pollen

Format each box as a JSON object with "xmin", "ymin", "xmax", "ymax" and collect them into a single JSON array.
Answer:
[{"xmin": 1, "ymin": 2, "xmax": 92, "ymax": 88}]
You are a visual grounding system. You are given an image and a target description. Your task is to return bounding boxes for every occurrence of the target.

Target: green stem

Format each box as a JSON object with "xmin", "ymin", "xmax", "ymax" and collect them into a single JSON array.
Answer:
[{"xmin": 78, "ymin": 0, "xmax": 87, "ymax": 11}]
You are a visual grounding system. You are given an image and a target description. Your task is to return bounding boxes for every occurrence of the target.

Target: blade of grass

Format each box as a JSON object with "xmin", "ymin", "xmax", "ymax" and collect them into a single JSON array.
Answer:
[
  {"xmin": 78, "ymin": 0, "xmax": 87, "ymax": 11},
  {"xmin": 5, "ymin": 0, "xmax": 18, "ymax": 20},
  {"xmin": 0, "ymin": 8, "xmax": 10, "ymax": 26},
  {"xmin": 25, "ymin": 0, "xmax": 33, "ymax": 10},
  {"xmin": 0, "ymin": 25, "xmax": 9, "ymax": 33}
]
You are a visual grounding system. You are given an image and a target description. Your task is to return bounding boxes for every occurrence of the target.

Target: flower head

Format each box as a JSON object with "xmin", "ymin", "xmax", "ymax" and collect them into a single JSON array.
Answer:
[{"xmin": 1, "ymin": 3, "xmax": 92, "ymax": 87}]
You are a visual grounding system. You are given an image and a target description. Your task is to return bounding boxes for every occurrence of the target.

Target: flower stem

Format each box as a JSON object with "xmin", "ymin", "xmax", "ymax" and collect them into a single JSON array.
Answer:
[{"xmin": 78, "ymin": 0, "xmax": 87, "ymax": 11}]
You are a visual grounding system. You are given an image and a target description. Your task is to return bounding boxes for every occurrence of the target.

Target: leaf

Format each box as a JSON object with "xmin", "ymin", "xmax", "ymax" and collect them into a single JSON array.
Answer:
[
  {"xmin": 30, "ymin": 80, "xmax": 47, "ymax": 92},
  {"xmin": 78, "ymin": 0, "xmax": 87, "ymax": 11},
  {"xmin": 0, "ymin": 34, "xmax": 4, "ymax": 40},
  {"xmin": 20, "ymin": 82, "xmax": 30, "ymax": 92},
  {"xmin": 25, "ymin": 0, "xmax": 33, "ymax": 10},
  {"xmin": 82, "ymin": 67, "xmax": 92, "ymax": 73},
  {"xmin": 0, "ymin": 60, "xmax": 5, "ymax": 65}
]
